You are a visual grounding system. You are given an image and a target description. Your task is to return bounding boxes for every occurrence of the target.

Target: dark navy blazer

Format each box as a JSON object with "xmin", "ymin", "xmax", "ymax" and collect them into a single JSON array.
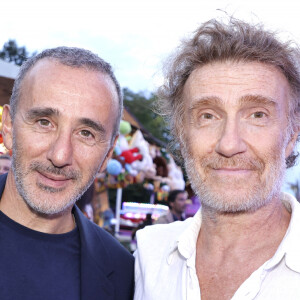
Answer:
[{"xmin": 0, "ymin": 174, "xmax": 134, "ymax": 300}]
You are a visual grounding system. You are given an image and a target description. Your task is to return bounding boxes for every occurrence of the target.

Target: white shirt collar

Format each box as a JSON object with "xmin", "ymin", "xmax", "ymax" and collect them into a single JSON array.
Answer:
[
  {"xmin": 274, "ymin": 193, "xmax": 300, "ymax": 273},
  {"xmin": 167, "ymin": 193, "xmax": 300, "ymax": 273}
]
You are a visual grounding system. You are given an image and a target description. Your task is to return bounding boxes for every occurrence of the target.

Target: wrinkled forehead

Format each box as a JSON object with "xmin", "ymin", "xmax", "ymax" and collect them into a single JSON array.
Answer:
[
  {"xmin": 16, "ymin": 59, "xmax": 119, "ymax": 138},
  {"xmin": 21, "ymin": 58, "xmax": 118, "ymax": 100},
  {"xmin": 182, "ymin": 61, "xmax": 292, "ymax": 112},
  {"xmin": 15, "ymin": 59, "xmax": 119, "ymax": 123}
]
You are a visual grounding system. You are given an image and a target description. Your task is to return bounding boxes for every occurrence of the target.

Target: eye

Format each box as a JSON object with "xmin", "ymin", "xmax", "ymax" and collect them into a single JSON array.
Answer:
[
  {"xmin": 251, "ymin": 111, "xmax": 266, "ymax": 118},
  {"xmin": 38, "ymin": 119, "xmax": 51, "ymax": 127},
  {"xmin": 201, "ymin": 113, "xmax": 215, "ymax": 120},
  {"xmin": 80, "ymin": 130, "xmax": 94, "ymax": 139},
  {"xmin": 79, "ymin": 129, "xmax": 97, "ymax": 145},
  {"xmin": 193, "ymin": 111, "xmax": 219, "ymax": 127}
]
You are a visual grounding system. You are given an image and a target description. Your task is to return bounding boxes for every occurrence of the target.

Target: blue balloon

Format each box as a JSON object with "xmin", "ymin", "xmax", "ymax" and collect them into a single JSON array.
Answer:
[
  {"xmin": 107, "ymin": 159, "xmax": 122, "ymax": 176},
  {"xmin": 114, "ymin": 145, "xmax": 122, "ymax": 156}
]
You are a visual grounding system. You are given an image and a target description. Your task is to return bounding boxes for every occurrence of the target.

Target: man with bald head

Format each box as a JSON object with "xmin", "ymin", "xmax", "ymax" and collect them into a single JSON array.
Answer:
[{"xmin": 0, "ymin": 47, "xmax": 133, "ymax": 300}]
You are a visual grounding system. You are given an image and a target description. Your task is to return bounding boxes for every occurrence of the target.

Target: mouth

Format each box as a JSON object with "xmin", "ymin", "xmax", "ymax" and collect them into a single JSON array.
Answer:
[
  {"xmin": 211, "ymin": 167, "xmax": 254, "ymax": 175},
  {"xmin": 37, "ymin": 171, "xmax": 73, "ymax": 189}
]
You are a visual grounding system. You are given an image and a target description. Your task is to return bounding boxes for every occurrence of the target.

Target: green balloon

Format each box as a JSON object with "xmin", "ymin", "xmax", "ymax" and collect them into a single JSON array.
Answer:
[{"xmin": 119, "ymin": 120, "xmax": 132, "ymax": 135}]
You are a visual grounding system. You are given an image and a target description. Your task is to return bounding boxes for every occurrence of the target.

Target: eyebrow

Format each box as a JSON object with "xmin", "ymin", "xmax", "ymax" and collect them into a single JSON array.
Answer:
[
  {"xmin": 78, "ymin": 118, "xmax": 106, "ymax": 135},
  {"xmin": 239, "ymin": 94, "xmax": 277, "ymax": 107},
  {"xmin": 25, "ymin": 107, "xmax": 60, "ymax": 120},
  {"xmin": 188, "ymin": 94, "xmax": 278, "ymax": 112},
  {"xmin": 25, "ymin": 107, "xmax": 106, "ymax": 135}
]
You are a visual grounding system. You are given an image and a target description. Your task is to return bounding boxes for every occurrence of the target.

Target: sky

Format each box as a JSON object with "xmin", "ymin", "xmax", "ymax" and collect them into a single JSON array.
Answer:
[{"xmin": 2, "ymin": 0, "xmax": 300, "ymax": 93}]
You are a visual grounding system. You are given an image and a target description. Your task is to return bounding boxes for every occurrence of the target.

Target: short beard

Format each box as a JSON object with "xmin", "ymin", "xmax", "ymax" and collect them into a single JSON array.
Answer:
[
  {"xmin": 182, "ymin": 144, "xmax": 286, "ymax": 214},
  {"xmin": 12, "ymin": 137, "xmax": 98, "ymax": 216}
]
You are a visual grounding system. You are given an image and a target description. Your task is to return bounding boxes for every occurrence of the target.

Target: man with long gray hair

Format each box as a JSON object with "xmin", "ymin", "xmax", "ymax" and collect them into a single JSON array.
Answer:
[
  {"xmin": 0, "ymin": 46, "xmax": 133, "ymax": 299},
  {"xmin": 134, "ymin": 18, "xmax": 300, "ymax": 299}
]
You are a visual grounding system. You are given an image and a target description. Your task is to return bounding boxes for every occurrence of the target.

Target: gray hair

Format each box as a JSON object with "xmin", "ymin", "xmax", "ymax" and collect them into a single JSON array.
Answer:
[
  {"xmin": 10, "ymin": 46, "xmax": 123, "ymax": 141},
  {"xmin": 157, "ymin": 18, "xmax": 300, "ymax": 167}
]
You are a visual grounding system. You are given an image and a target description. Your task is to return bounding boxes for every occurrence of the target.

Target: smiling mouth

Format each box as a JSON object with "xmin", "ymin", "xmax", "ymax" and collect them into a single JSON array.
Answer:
[
  {"xmin": 37, "ymin": 171, "xmax": 72, "ymax": 189},
  {"xmin": 212, "ymin": 168, "xmax": 254, "ymax": 175},
  {"xmin": 40, "ymin": 171, "xmax": 71, "ymax": 181}
]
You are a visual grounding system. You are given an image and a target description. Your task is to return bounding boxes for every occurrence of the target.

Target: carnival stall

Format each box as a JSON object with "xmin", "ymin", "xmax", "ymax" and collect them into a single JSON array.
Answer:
[{"xmin": 90, "ymin": 117, "xmax": 188, "ymax": 238}]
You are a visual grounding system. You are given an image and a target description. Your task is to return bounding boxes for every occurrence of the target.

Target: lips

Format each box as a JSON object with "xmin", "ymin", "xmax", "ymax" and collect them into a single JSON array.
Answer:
[
  {"xmin": 201, "ymin": 155, "xmax": 264, "ymax": 172},
  {"xmin": 39, "ymin": 171, "xmax": 71, "ymax": 181},
  {"xmin": 211, "ymin": 167, "xmax": 254, "ymax": 177},
  {"xmin": 37, "ymin": 171, "xmax": 72, "ymax": 189},
  {"xmin": 213, "ymin": 168, "xmax": 253, "ymax": 173},
  {"xmin": 213, "ymin": 167, "xmax": 253, "ymax": 171}
]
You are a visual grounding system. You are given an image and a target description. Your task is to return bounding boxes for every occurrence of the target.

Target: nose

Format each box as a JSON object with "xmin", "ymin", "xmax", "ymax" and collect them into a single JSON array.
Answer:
[
  {"xmin": 46, "ymin": 129, "xmax": 73, "ymax": 167},
  {"xmin": 215, "ymin": 118, "xmax": 247, "ymax": 158}
]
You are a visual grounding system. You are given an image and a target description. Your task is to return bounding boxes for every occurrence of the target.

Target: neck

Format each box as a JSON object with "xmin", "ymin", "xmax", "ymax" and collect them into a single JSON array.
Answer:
[
  {"xmin": 198, "ymin": 196, "xmax": 291, "ymax": 254},
  {"xmin": 0, "ymin": 171, "xmax": 75, "ymax": 234}
]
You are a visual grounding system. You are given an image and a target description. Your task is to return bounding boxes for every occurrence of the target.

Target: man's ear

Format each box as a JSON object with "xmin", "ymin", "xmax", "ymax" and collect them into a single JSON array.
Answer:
[
  {"xmin": 1, "ymin": 105, "xmax": 13, "ymax": 150},
  {"xmin": 99, "ymin": 134, "xmax": 119, "ymax": 173},
  {"xmin": 285, "ymin": 131, "xmax": 299, "ymax": 159}
]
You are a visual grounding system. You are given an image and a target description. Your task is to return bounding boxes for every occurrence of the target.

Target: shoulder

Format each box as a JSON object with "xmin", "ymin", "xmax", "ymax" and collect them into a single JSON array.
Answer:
[
  {"xmin": 154, "ymin": 210, "xmax": 175, "ymax": 224},
  {"xmin": 94, "ymin": 221, "xmax": 133, "ymax": 256},
  {"xmin": 75, "ymin": 207, "xmax": 133, "ymax": 264},
  {"xmin": 154, "ymin": 214, "xmax": 169, "ymax": 224},
  {"xmin": 136, "ymin": 217, "xmax": 193, "ymax": 253},
  {"xmin": 134, "ymin": 218, "xmax": 194, "ymax": 300},
  {"xmin": 76, "ymin": 212, "xmax": 134, "ymax": 299}
]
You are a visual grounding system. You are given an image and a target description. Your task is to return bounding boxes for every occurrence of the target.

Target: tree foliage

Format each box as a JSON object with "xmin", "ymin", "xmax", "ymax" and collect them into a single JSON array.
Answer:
[
  {"xmin": 123, "ymin": 88, "xmax": 171, "ymax": 144},
  {"xmin": 0, "ymin": 39, "xmax": 31, "ymax": 66}
]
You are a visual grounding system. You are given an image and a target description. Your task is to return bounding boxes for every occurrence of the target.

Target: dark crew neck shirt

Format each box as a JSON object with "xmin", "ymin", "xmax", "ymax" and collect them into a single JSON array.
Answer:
[{"xmin": 0, "ymin": 211, "xmax": 81, "ymax": 300}]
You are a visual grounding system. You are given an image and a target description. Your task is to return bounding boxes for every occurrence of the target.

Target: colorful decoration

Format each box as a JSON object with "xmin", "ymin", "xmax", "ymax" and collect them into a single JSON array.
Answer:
[
  {"xmin": 129, "ymin": 130, "xmax": 156, "ymax": 177},
  {"xmin": 119, "ymin": 120, "xmax": 132, "ymax": 135},
  {"xmin": 167, "ymin": 156, "xmax": 185, "ymax": 190},
  {"xmin": 107, "ymin": 159, "xmax": 123, "ymax": 176},
  {"xmin": 120, "ymin": 147, "xmax": 143, "ymax": 164},
  {"xmin": 0, "ymin": 106, "xmax": 9, "ymax": 155},
  {"xmin": 118, "ymin": 120, "xmax": 132, "ymax": 152}
]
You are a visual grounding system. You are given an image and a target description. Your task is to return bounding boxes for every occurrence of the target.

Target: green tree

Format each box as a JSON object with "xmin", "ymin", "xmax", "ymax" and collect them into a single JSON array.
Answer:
[
  {"xmin": 0, "ymin": 39, "xmax": 31, "ymax": 66},
  {"xmin": 123, "ymin": 88, "xmax": 171, "ymax": 144}
]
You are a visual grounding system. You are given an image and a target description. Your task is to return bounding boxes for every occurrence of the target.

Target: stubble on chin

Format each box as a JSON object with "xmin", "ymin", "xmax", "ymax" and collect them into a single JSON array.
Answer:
[
  {"xmin": 11, "ymin": 138, "xmax": 98, "ymax": 216},
  {"xmin": 182, "ymin": 144, "xmax": 286, "ymax": 214}
]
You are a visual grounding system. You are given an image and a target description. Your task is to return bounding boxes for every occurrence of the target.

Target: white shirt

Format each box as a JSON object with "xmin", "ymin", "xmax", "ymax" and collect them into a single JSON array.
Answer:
[{"xmin": 134, "ymin": 193, "xmax": 300, "ymax": 300}]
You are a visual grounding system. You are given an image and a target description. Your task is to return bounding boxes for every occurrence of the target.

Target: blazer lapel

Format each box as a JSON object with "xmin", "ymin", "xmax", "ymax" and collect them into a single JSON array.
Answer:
[{"xmin": 74, "ymin": 206, "xmax": 115, "ymax": 300}]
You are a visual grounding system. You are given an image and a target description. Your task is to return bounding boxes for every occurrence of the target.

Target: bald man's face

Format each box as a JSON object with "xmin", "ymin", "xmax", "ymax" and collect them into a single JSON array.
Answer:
[{"xmin": 3, "ymin": 59, "xmax": 119, "ymax": 215}]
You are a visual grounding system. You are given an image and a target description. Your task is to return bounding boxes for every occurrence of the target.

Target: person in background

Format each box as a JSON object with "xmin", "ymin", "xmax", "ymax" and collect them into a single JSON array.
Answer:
[
  {"xmin": 0, "ymin": 154, "xmax": 11, "ymax": 175},
  {"xmin": 154, "ymin": 189, "xmax": 187, "ymax": 224},
  {"xmin": 132, "ymin": 213, "xmax": 153, "ymax": 240}
]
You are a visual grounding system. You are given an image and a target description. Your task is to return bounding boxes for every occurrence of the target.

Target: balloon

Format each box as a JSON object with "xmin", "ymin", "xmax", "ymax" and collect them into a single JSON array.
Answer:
[
  {"xmin": 114, "ymin": 145, "xmax": 122, "ymax": 156},
  {"xmin": 119, "ymin": 120, "xmax": 132, "ymax": 135},
  {"xmin": 107, "ymin": 159, "xmax": 122, "ymax": 176},
  {"xmin": 120, "ymin": 148, "xmax": 143, "ymax": 164}
]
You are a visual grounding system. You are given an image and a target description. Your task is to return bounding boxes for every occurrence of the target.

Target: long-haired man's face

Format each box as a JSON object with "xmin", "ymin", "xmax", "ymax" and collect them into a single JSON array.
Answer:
[{"xmin": 181, "ymin": 61, "xmax": 297, "ymax": 213}]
